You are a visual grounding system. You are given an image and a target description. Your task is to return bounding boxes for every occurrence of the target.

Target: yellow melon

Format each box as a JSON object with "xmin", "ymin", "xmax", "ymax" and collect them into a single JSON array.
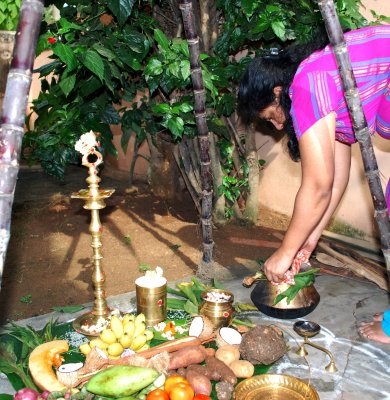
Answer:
[{"xmin": 28, "ymin": 340, "xmax": 69, "ymax": 391}]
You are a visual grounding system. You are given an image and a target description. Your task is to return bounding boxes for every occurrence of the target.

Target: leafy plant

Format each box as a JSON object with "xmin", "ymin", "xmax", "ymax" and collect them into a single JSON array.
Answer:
[
  {"xmin": 19, "ymin": 294, "xmax": 32, "ymax": 304},
  {"xmin": 0, "ymin": 0, "xmax": 21, "ymax": 31},
  {"xmin": 166, "ymin": 277, "xmax": 223, "ymax": 315},
  {"xmin": 0, "ymin": 319, "xmax": 58, "ymax": 390}
]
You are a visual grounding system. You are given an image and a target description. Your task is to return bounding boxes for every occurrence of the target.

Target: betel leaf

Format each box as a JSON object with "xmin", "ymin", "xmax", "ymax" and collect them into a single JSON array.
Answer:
[
  {"xmin": 51, "ymin": 305, "xmax": 85, "ymax": 313},
  {"xmin": 273, "ymin": 269, "xmax": 319, "ymax": 305},
  {"xmin": 154, "ymin": 29, "xmax": 170, "ymax": 53},
  {"xmin": 183, "ymin": 300, "xmax": 198, "ymax": 315},
  {"xmin": 107, "ymin": 0, "xmax": 135, "ymax": 26}
]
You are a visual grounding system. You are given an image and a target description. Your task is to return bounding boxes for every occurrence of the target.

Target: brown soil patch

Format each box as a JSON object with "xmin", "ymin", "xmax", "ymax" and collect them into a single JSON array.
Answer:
[{"xmin": 0, "ymin": 166, "xmax": 290, "ymax": 324}]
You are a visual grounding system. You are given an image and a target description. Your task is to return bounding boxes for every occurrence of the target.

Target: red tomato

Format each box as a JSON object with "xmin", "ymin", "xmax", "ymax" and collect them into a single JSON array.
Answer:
[
  {"xmin": 146, "ymin": 388, "xmax": 170, "ymax": 400},
  {"xmin": 169, "ymin": 382, "xmax": 194, "ymax": 400},
  {"xmin": 164, "ymin": 375, "xmax": 189, "ymax": 394},
  {"xmin": 193, "ymin": 395, "xmax": 211, "ymax": 400}
]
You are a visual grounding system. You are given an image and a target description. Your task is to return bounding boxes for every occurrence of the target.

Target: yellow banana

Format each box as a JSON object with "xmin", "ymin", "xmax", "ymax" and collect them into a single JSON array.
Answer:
[
  {"xmin": 100, "ymin": 329, "xmax": 117, "ymax": 345},
  {"xmin": 137, "ymin": 343, "xmax": 150, "ymax": 352},
  {"xmin": 107, "ymin": 342, "xmax": 124, "ymax": 357},
  {"xmin": 110, "ymin": 315, "xmax": 124, "ymax": 339},
  {"xmin": 144, "ymin": 330, "xmax": 154, "ymax": 341},
  {"xmin": 90, "ymin": 338, "xmax": 109, "ymax": 351},
  {"xmin": 130, "ymin": 334, "xmax": 147, "ymax": 351},
  {"xmin": 135, "ymin": 313, "xmax": 146, "ymax": 326},
  {"xmin": 119, "ymin": 333, "xmax": 133, "ymax": 348},
  {"xmin": 79, "ymin": 342, "xmax": 91, "ymax": 355},
  {"xmin": 122, "ymin": 313, "xmax": 135, "ymax": 325},
  {"xmin": 134, "ymin": 321, "xmax": 146, "ymax": 338},
  {"xmin": 123, "ymin": 321, "xmax": 136, "ymax": 338}
]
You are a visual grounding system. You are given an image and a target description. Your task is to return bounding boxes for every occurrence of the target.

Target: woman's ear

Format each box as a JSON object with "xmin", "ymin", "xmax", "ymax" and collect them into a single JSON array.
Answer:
[{"xmin": 273, "ymin": 86, "xmax": 283, "ymax": 102}]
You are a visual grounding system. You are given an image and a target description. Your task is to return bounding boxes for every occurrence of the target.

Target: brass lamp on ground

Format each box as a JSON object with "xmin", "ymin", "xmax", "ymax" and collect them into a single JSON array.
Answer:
[
  {"xmin": 294, "ymin": 320, "xmax": 338, "ymax": 373},
  {"xmin": 71, "ymin": 134, "xmax": 115, "ymax": 335}
]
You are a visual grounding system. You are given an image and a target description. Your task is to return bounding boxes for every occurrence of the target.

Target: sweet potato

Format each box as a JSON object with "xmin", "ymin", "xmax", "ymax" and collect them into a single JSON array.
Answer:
[
  {"xmin": 185, "ymin": 369, "xmax": 212, "ymax": 396},
  {"xmin": 204, "ymin": 356, "xmax": 237, "ymax": 385},
  {"xmin": 168, "ymin": 346, "xmax": 206, "ymax": 370},
  {"xmin": 186, "ymin": 364, "xmax": 208, "ymax": 376},
  {"xmin": 200, "ymin": 346, "xmax": 216, "ymax": 357}
]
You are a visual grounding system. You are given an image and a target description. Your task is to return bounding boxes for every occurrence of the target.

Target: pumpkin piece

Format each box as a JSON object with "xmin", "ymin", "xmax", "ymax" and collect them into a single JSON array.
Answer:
[{"xmin": 28, "ymin": 340, "xmax": 69, "ymax": 391}]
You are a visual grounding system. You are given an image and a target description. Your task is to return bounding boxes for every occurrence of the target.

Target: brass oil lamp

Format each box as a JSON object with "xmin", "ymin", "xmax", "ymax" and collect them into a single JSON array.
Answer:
[{"xmin": 71, "ymin": 132, "xmax": 115, "ymax": 334}]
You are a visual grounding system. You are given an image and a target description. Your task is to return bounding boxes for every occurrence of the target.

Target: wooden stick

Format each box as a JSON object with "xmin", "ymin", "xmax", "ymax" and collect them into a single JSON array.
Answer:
[
  {"xmin": 317, "ymin": 242, "xmax": 389, "ymax": 291},
  {"xmin": 179, "ymin": 0, "xmax": 214, "ymax": 279},
  {"xmin": 0, "ymin": 0, "xmax": 44, "ymax": 288}
]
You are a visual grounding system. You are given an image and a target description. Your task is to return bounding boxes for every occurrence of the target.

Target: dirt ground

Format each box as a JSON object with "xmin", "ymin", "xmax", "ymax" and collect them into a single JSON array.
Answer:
[{"xmin": 0, "ymin": 165, "xmax": 292, "ymax": 324}]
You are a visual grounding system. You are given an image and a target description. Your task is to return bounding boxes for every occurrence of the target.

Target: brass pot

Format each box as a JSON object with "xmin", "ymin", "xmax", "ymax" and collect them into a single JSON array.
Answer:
[
  {"xmin": 199, "ymin": 289, "xmax": 235, "ymax": 329},
  {"xmin": 136, "ymin": 282, "xmax": 167, "ymax": 326},
  {"xmin": 250, "ymin": 280, "xmax": 320, "ymax": 319}
]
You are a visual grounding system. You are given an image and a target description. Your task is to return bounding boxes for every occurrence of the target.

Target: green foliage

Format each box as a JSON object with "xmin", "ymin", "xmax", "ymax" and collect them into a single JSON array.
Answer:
[
  {"xmin": 0, "ymin": 0, "xmax": 21, "ymax": 31},
  {"xmin": 25, "ymin": 1, "xmax": 154, "ymax": 178},
  {"xmin": 273, "ymin": 268, "xmax": 320, "ymax": 305}
]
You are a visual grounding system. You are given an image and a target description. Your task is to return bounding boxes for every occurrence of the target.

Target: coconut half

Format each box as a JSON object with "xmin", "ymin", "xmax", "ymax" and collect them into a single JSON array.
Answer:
[
  {"xmin": 56, "ymin": 362, "xmax": 83, "ymax": 387},
  {"xmin": 215, "ymin": 327, "xmax": 242, "ymax": 348},
  {"xmin": 188, "ymin": 315, "xmax": 215, "ymax": 341}
]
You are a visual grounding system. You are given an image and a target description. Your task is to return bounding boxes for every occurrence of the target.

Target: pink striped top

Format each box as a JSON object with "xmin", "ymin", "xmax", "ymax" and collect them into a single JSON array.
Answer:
[{"xmin": 289, "ymin": 25, "xmax": 390, "ymax": 144}]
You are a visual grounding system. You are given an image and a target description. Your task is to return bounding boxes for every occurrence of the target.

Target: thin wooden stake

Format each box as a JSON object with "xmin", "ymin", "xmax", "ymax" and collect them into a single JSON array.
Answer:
[
  {"xmin": 317, "ymin": 0, "xmax": 390, "ymax": 280},
  {"xmin": 0, "ymin": 0, "xmax": 45, "ymax": 287},
  {"xmin": 179, "ymin": 0, "xmax": 215, "ymax": 280}
]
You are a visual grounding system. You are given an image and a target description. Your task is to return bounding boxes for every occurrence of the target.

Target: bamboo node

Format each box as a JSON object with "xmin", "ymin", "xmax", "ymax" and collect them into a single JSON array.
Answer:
[
  {"xmin": 191, "ymin": 67, "xmax": 202, "ymax": 74},
  {"xmin": 201, "ymin": 218, "xmax": 213, "ymax": 226},
  {"xmin": 179, "ymin": 3, "xmax": 191, "ymax": 11},
  {"xmin": 195, "ymin": 112, "xmax": 207, "ymax": 118},
  {"xmin": 1, "ymin": 124, "xmax": 24, "ymax": 134},
  {"xmin": 188, "ymin": 38, "xmax": 199, "ymax": 45}
]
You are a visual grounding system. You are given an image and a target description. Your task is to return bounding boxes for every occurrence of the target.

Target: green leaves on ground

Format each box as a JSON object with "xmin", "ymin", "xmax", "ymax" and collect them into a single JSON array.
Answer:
[
  {"xmin": 51, "ymin": 305, "xmax": 85, "ymax": 313},
  {"xmin": 0, "ymin": 319, "xmax": 59, "ymax": 390},
  {"xmin": 167, "ymin": 277, "xmax": 226, "ymax": 315},
  {"xmin": 273, "ymin": 269, "xmax": 320, "ymax": 305}
]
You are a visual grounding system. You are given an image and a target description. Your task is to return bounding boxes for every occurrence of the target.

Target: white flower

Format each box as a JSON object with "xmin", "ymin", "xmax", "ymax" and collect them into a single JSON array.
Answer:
[
  {"xmin": 44, "ymin": 5, "xmax": 61, "ymax": 25},
  {"xmin": 75, "ymin": 130, "xmax": 98, "ymax": 155}
]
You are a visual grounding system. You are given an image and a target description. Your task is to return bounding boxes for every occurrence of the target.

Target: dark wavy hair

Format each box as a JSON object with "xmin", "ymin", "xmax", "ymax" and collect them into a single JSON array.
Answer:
[{"xmin": 238, "ymin": 34, "xmax": 330, "ymax": 161}]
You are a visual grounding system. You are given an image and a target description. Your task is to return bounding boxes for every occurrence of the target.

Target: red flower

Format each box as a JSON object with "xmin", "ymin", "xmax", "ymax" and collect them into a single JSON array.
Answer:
[
  {"xmin": 223, "ymin": 311, "xmax": 230, "ymax": 318},
  {"xmin": 157, "ymin": 299, "xmax": 163, "ymax": 307},
  {"xmin": 47, "ymin": 37, "xmax": 57, "ymax": 44}
]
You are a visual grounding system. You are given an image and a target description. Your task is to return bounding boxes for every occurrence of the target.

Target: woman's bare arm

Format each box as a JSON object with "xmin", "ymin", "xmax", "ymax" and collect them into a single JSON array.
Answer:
[{"xmin": 264, "ymin": 113, "xmax": 339, "ymax": 282}]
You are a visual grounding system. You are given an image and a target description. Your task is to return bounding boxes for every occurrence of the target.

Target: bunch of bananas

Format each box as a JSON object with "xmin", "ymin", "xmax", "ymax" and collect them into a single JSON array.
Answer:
[{"xmin": 79, "ymin": 313, "xmax": 154, "ymax": 359}]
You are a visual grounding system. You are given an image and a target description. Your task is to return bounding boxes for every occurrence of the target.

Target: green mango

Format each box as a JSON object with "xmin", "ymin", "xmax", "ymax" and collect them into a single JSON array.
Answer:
[{"xmin": 86, "ymin": 365, "xmax": 159, "ymax": 398}]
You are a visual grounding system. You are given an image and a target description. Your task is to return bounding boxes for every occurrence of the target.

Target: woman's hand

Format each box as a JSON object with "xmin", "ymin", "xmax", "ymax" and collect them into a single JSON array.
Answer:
[{"xmin": 263, "ymin": 248, "xmax": 295, "ymax": 283}]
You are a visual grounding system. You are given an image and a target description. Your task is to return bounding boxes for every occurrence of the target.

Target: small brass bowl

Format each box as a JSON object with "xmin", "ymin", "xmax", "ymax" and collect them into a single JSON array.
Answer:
[
  {"xmin": 294, "ymin": 320, "xmax": 321, "ymax": 338},
  {"xmin": 233, "ymin": 374, "xmax": 319, "ymax": 400}
]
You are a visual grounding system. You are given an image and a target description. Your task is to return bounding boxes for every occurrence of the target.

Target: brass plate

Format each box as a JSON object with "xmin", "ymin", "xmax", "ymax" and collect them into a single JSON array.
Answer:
[
  {"xmin": 233, "ymin": 374, "xmax": 319, "ymax": 400},
  {"xmin": 72, "ymin": 313, "xmax": 108, "ymax": 338}
]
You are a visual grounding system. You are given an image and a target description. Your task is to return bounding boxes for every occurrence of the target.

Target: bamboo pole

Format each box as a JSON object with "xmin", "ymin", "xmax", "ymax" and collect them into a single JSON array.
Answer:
[
  {"xmin": 179, "ymin": 0, "xmax": 215, "ymax": 280},
  {"xmin": 317, "ymin": 0, "xmax": 390, "ymax": 280},
  {"xmin": 0, "ymin": 0, "xmax": 45, "ymax": 287}
]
